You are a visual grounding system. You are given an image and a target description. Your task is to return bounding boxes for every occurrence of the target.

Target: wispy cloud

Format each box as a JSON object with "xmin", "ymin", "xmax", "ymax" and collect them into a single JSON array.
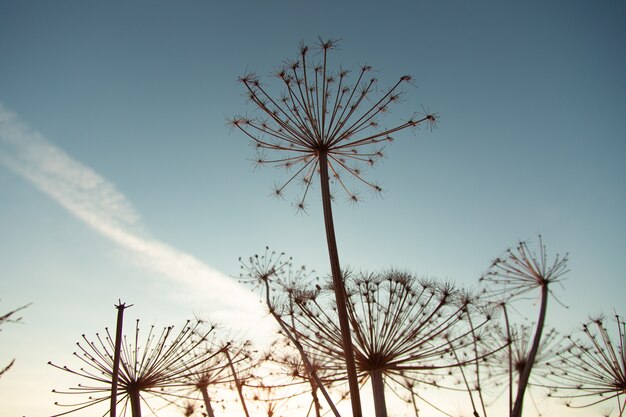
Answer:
[{"xmin": 0, "ymin": 103, "xmax": 261, "ymax": 323}]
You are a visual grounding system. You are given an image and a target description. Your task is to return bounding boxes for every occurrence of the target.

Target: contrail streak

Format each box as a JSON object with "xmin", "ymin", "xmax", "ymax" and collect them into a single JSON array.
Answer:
[{"xmin": 0, "ymin": 103, "xmax": 261, "ymax": 323}]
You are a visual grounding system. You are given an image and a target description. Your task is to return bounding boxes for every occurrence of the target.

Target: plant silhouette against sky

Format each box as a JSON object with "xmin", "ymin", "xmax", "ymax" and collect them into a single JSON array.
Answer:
[
  {"xmin": 232, "ymin": 37, "xmax": 437, "ymax": 417},
  {"xmin": 483, "ymin": 325, "xmax": 562, "ymax": 416},
  {"xmin": 544, "ymin": 314, "xmax": 626, "ymax": 416},
  {"xmin": 50, "ymin": 319, "xmax": 223, "ymax": 417},
  {"xmin": 479, "ymin": 236, "xmax": 569, "ymax": 417},
  {"xmin": 239, "ymin": 248, "xmax": 342, "ymax": 417},
  {"xmin": 284, "ymin": 270, "xmax": 496, "ymax": 417}
]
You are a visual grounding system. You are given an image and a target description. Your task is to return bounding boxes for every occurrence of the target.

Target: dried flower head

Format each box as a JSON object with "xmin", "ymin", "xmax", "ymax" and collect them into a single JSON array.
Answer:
[
  {"xmin": 239, "ymin": 247, "xmax": 292, "ymax": 288},
  {"xmin": 49, "ymin": 319, "xmax": 220, "ymax": 417},
  {"xmin": 479, "ymin": 236, "xmax": 569, "ymax": 300},
  {"xmin": 545, "ymin": 314, "xmax": 626, "ymax": 414},
  {"xmin": 231, "ymin": 38, "xmax": 437, "ymax": 209},
  {"xmin": 286, "ymin": 270, "xmax": 494, "ymax": 415}
]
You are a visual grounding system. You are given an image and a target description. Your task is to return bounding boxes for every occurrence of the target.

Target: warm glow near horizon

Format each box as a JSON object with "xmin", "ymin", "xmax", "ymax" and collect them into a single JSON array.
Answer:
[{"xmin": 1, "ymin": 1, "xmax": 625, "ymax": 416}]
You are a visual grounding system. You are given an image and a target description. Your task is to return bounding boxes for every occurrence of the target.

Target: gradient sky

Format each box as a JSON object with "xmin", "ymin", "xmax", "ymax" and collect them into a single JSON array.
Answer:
[{"xmin": 1, "ymin": 1, "xmax": 625, "ymax": 416}]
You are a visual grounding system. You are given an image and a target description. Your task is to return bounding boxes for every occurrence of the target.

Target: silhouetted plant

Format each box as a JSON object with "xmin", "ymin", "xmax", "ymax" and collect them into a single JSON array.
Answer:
[
  {"xmin": 261, "ymin": 337, "xmax": 344, "ymax": 417},
  {"xmin": 544, "ymin": 314, "xmax": 626, "ymax": 416},
  {"xmin": 483, "ymin": 325, "xmax": 561, "ymax": 416},
  {"xmin": 479, "ymin": 236, "xmax": 569, "ymax": 417},
  {"xmin": 239, "ymin": 248, "xmax": 341, "ymax": 417},
  {"xmin": 232, "ymin": 38, "xmax": 437, "ymax": 417},
  {"xmin": 286, "ymin": 269, "xmax": 495, "ymax": 417},
  {"xmin": 0, "ymin": 300, "xmax": 30, "ymax": 378},
  {"xmin": 177, "ymin": 326, "xmax": 253, "ymax": 417},
  {"xmin": 50, "ymin": 318, "xmax": 223, "ymax": 417}
]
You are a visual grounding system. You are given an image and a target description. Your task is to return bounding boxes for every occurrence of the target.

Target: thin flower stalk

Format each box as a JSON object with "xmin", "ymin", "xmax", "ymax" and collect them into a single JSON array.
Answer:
[
  {"xmin": 111, "ymin": 301, "xmax": 132, "ymax": 417},
  {"xmin": 233, "ymin": 38, "xmax": 437, "ymax": 417},
  {"xmin": 224, "ymin": 347, "xmax": 252, "ymax": 417}
]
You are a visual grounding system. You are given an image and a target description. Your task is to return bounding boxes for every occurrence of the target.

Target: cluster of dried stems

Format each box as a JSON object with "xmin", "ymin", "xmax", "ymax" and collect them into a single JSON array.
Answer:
[
  {"xmin": 240, "ymin": 249, "xmax": 497, "ymax": 417},
  {"xmin": 47, "ymin": 38, "xmax": 623, "ymax": 417},
  {"xmin": 235, "ymin": 236, "xmax": 623, "ymax": 417}
]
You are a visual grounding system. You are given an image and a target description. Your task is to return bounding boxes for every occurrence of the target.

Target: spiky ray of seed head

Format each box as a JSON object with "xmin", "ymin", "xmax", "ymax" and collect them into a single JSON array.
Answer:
[
  {"xmin": 230, "ymin": 38, "xmax": 437, "ymax": 210},
  {"xmin": 49, "ymin": 319, "xmax": 226, "ymax": 417},
  {"xmin": 543, "ymin": 314, "xmax": 626, "ymax": 414}
]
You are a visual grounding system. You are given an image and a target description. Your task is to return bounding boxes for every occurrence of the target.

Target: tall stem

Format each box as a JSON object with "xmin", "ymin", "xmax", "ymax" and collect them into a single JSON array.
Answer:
[
  {"xmin": 110, "ymin": 301, "xmax": 131, "ymax": 417},
  {"xmin": 370, "ymin": 370, "xmax": 388, "ymax": 417},
  {"xmin": 200, "ymin": 385, "xmax": 216, "ymax": 417},
  {"xmin": 130, "ymin": 389, "xmax": 142, "ymax": 417},
  {"xmin": 225, "ymin": 349, "xmax": 251, "ymax": 417},
  {"xmin": 318, "ymin": 151, "xmax": 362, "ymax": 417},
  {"xmin": 511, "ymin": 285, "xmax": 549, "ymax": 417}
]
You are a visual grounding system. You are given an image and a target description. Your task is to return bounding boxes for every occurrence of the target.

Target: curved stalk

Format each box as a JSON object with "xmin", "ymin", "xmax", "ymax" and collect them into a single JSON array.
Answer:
[
  {"xmin": 318, "ymin": 150, "xmax": 362, "ymax": 417},
  {"xmin": 264, "ymin": 280, "xmax": 341, "ymax": 417},
  {"xmin": 511, "ymin": 285, "xmax": 549, "ymax": 417},
  {"xmin": 225, "ymin": 349, "xmax": 250, "ymax": 417}
]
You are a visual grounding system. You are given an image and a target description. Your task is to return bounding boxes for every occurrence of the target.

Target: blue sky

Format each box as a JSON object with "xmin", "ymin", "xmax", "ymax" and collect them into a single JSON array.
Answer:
[{"xmin": 1, "ymin": 1, "xmax": 625, "ymax": 416}]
